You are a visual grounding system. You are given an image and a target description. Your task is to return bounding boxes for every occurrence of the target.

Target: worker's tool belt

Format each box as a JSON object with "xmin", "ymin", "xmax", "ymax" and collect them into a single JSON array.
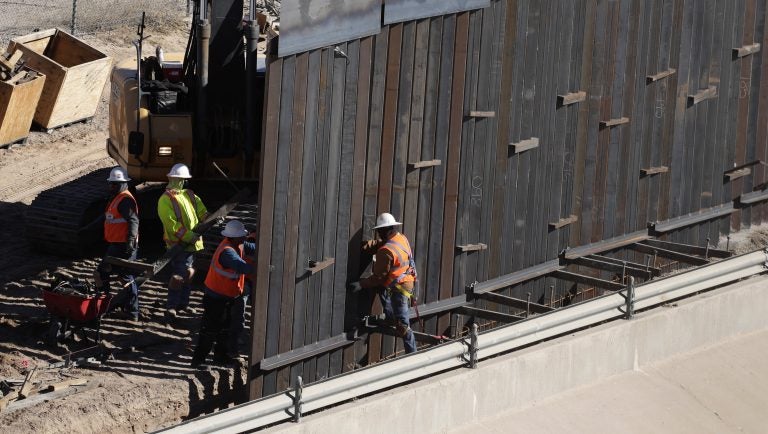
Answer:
[{"xmin": 385, "ymin": 283, "xmax": 413, "ymax": 299}]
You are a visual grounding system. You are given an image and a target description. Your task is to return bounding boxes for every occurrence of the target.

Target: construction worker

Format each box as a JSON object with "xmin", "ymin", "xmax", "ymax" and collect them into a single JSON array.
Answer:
[
  {"xmin": 191, "ymin": 220, "xmax": 256, "ymax": 368},
  {"xmin": 360, "ymin": 212, "xmax": 418, "ymax": 354},
  {"xmin": 157, "ymin": 163, "xmax": 208, "ymax": 320},
  {"xmin": 94, "ymin": 167, "xmax": 140, "ymax": 321},
  {"xmin": 227, "ymin": 229, "xmax": 257, "ymax": 358}
]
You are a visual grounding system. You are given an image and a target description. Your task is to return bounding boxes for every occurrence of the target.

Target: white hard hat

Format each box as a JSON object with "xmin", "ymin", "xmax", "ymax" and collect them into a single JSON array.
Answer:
[
  {"xmin": 167, "ymin": 163, "xmax": 192, "ymax": 179},
  {"xmin": 373, "ymin": 212, "xmax": 402, "ymax": 229},
  {"xmin": 221, "ymin": 220, "xmax": 249, "ymax": 238},
  {"xmin": 107, "ymin": 167, "xmax": 131, "ymax": 182}
]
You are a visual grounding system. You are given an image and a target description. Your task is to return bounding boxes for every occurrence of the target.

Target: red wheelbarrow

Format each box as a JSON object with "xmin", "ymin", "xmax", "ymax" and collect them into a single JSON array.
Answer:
[{"xmin": 42, "ymin": 280, "xmax": 113, "ymax": 344}]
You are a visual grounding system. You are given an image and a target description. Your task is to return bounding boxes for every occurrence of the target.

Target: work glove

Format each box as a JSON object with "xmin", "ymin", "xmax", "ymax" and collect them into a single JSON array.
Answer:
[
  {"xmin": 125, "ymin": 236, "xmax": 138, "ymax": 257},
  {"xmin": 347, "ymin": 281, "xmax": 362, "ymax": 293}
]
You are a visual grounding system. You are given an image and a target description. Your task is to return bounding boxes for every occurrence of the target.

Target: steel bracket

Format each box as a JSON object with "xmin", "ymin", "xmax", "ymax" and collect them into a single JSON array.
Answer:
[{"xmin": 292, "ymin": 376, "xmax": 303, "ymax": 423}]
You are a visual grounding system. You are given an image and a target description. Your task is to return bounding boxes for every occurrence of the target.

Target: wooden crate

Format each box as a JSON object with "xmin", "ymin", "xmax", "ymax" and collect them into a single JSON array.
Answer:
[
  {"xmin": 0, "ymin": 69, "xmax": 46, "ymax": 146},
  {"xmin": 7, "ymin": 29, "xmax": 112, "ymax": 129}
]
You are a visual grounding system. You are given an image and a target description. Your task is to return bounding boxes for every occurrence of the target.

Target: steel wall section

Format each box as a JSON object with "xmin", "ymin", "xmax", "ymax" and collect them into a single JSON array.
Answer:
[{"xmin": 249, "ymin": 0, "xmax": 768, "ymax": 399}]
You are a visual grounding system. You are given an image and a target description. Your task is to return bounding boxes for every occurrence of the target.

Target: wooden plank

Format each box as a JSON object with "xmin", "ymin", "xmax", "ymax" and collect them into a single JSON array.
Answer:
[
  {"xmin": 724, "ymin": 167, "xmax": 751, "ymax": 180},
  {"xmin": 103, "ymin": 256, "xmax": 155, "ymax": 274},
  {"xmin": 468, "ymin": 110, "xmax": 495, "ymax": 117},
  {"xmin": 510, "ymin": 137, "xmax": 539, "ymax": 153},
  {"xmin": 408, "ymin": 159, "xmax": 441, "ymax": 169},
  {"xmin": 18, "ymin": 366, "xmax": 36, "ymax": 399},
  {"xmin": 306, "ymin": 257, "xmax": 335, "ymax": 274},
  {"xmin": 548, "ymin": 214, "xmax": 578, "ymax": 230},
  {"xmin": 599, "ymin": 117, "xmax": 630, "ymax": 128},
  {"xmin": 552, "ymin": 270, "xmax": 625, "ymax": 291},
  {"xmin": 249, "ymin": 53, "xmax": 282, "ymax": 400},
  {"xmin": 687, "ymin": 85, "xmax": 718, "ymax": 105},
  {"xmin": 733, "ymin": 42, "xmax": 761, "ymax": 57},
  {"xmin": 0, "ymin": 72, "xmax": 45, "ymax": 146},
  {"xmin": 46, "ymin": 378, "xmax": 87, "ymax": 392},
  {"xmin": 261, "ymin": 333, "xmax": 356, "ymax": 371},
  {"xmin": 456, "ymin": 243, "xmax": 487, "ymax": 252},
  {"xmin": 557, "ymin": 91, "xmax": 587, "ymax": 106},
  {"xmin": 646, "ymin": 68, "xmax": 677, "ymax": 82},
  {"xmin": 640, "ymin": 166, "xmax": 670, "ymax": 176}
]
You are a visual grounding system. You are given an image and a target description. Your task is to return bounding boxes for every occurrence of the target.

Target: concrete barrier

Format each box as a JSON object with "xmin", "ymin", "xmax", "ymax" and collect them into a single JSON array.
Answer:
[{"xmin": 268, "ymin": 274, "xmax": 768, "ymax": 433}]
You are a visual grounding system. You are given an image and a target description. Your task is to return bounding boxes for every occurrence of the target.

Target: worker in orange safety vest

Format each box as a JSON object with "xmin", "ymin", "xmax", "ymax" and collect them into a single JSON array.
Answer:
[
  {"xmin": 191, "ymin": 220, "xmax": 256, "ymax": 368},
  {"xmin": 360, "ymin": 212, "xmax": 418, "ymax": 354},
  {"xmin": 94, "ymin": 166, "xmax": 140, "ymax": 321}
]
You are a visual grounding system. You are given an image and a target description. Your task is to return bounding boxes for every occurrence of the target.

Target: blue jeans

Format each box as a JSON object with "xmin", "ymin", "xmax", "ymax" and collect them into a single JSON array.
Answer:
[
  {"xmin": 167, "ymin": 251, "xmax": 194, "ymax": 309},
  {"xmin": 98, "ymin": 243, "xmax": 138, "ymax": 317},
  {"xmin": 379, "ymin": 289, "xmax": 416, "ymax": 354}
]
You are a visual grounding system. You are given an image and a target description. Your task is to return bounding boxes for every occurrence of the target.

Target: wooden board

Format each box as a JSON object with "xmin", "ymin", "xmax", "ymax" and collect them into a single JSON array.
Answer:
[
  {"xmin": 0, "ymin": 71, "xmax": 45, "ymax": 145},
  {"xmin": 11, "ymin": 29, "xmax": 111, "ymax": 129}
]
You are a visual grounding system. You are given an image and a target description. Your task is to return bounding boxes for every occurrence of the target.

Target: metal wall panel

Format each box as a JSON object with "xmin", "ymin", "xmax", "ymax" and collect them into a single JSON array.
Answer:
[
  {"xmin": 279, "ymin": 0, "xmax": 380, "ymax": 57},
  {"xmin": 251, "ymin": 0, "xmax": 768, "ymax": 400},
  {"xmin": 384, "ymin": 0, "xmax": 491, "ymax": 24}
]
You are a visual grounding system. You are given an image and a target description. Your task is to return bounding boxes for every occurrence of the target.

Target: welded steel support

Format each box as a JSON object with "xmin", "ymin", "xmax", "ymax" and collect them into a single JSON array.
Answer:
[
  {"xmin": 625, "ymin": 277, "xmax": 635, "ymax": 320},
  {"xmin": 293, "ymin": 376, "xmax": 303, "ymax": 423},
  {"xmin": 469, "ymin": 323, "xmax": 478, "ymax": 369}
]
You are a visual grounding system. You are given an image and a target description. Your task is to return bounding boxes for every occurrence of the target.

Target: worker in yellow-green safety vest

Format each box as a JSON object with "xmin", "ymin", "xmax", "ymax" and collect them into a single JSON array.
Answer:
[
  {"xmin": 360, "ymin": 212, "xmax": 418, "ymax": 354},
  {"xmin": 157, "ymin": 163, "xmax": 208, "ymax": 321}
]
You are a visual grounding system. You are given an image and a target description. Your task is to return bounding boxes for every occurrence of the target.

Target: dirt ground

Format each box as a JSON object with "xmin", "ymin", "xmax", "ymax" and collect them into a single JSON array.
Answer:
[{"xmin": 0, "ymin": 20, "xmax": 251, "ymax": 434}]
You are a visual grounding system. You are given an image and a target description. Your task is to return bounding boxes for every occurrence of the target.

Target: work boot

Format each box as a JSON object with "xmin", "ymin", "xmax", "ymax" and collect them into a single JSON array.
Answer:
[{"xmin": 165, "ymin": 308, "xmax": 178, "ymax": 321}]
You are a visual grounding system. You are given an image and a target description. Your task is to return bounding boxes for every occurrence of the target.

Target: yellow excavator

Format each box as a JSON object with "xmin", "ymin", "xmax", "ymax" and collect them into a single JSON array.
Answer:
[{"xmin": 26, "ymin": 2, "xmax": 269, "ymax": 256}]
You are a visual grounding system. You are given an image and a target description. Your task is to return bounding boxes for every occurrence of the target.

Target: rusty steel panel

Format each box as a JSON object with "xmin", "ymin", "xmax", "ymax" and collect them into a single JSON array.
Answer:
[
  {"xmin": 384, "ymin": 0, "xmax": 491, "ymax": 24},
  {"xmin": 278, "ymin": 0, "xmax": 380, "ymax": 57},
  {"xmin": 250, "ymin": 0, "xmax": 768, "ymax": 400}
]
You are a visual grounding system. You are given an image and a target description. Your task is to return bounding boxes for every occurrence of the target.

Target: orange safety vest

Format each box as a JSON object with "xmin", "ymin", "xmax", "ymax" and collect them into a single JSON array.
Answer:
[
  {"xmin": 104, "ymin": 190, "xmax": 138, "ymax": 243},
  {"xmin": 380, "ymin": 232, "xmax": 417, "ymax": 290},
  {"xmin": 204, "ymin": 239, "xmax": 245, "ymax": 298},
  {"xmin": 162, "ymin": 189, "xmax": 198, "ymax": 243}
]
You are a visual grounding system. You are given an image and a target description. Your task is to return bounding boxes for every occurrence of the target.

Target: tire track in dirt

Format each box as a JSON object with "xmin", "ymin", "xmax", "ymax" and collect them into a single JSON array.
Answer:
[{"xmin": 0, "ymin": 154, "xmax": 114, "ymax": 204}]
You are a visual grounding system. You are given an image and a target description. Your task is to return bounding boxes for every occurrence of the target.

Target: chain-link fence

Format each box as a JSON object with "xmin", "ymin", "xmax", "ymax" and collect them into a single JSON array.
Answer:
[{"xmin": 0, "ymin": 0, "xmax": 190, "ymax": 47}]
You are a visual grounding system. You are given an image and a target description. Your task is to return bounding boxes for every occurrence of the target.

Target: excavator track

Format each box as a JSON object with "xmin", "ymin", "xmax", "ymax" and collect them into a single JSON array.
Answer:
[{"xmin": 25, "ymin": 168, "xmax": 112, "ymax": 257}]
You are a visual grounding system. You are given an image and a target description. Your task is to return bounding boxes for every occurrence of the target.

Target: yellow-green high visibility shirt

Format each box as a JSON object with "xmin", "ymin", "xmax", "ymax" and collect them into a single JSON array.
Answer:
[{"xmin": 157, "ymin": 188, "xmax": 208, "ymax": 252}]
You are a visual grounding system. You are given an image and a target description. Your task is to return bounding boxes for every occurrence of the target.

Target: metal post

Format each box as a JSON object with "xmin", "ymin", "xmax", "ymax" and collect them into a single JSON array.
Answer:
[
  {"xmin": 526, "ymin": 292, "xmax": 531, "ymax": 317},
  {"xmin": 293, "ymin": 376, "xmax": 303, "ymax": 422},
  {"xmin": 621, "ymin": 261, "xmax": 627, "ymax": 284},
  {"xmin": 705, "ymin": 237, "xmax": 711, "ymax": 259},
  {"xmin": 653, "ymin": 250, "xmax": 658, "ymax": 268},
  {"xmin": 726, "ymin": 235, "xmax": 731, "ymax": 251},
  {"xmin": 549, "ymin": 285, "xmax": 555, "ymax": 307},
  {"xmin": 70, "ymin": 0, "xmax": 77, "ymax": 35},
  {"xmin": 469, "ymin": 323, "xmax": 478, "ymax": 369},
  {"xmin": 645, "ymin": 254, "xmax": 651, "ymax": 272},
  {"xmin": 625, "ymin": 276, "xmax": 635, "ymax": 320}
]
